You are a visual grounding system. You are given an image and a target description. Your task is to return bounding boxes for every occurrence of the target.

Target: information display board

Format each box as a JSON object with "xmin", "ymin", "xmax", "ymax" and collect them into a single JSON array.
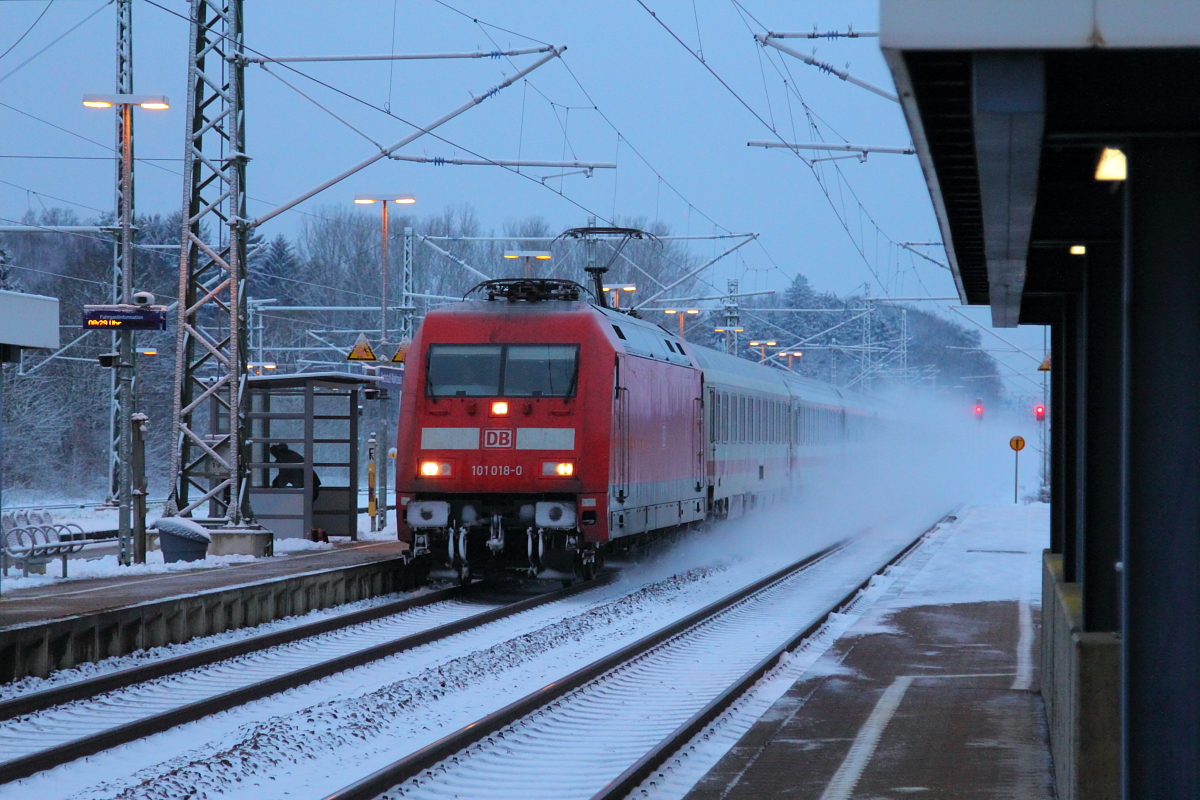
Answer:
[{"xmin": 82, "ymin": 304, "xmax": 168, "ymax": 330}]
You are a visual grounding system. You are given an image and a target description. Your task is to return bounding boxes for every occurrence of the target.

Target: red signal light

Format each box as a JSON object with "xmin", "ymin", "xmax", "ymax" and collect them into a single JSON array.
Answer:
[
  {"xmin": 1035, "ymin": 404, "xmax": 1046, "ymax": 421},
  {"xmin": 974, "ymin": 405, "xmax": 983, "ymax": 415}
]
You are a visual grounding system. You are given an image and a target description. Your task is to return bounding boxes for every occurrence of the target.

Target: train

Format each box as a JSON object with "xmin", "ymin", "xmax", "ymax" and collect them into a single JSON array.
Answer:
[{"xmin": 395, "ymin": 277, "xmax": 878, "ymax": 583}]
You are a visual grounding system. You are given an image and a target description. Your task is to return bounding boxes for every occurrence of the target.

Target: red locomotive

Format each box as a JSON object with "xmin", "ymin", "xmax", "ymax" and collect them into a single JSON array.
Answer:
[{"xmin": 395, "ymin": 277, "xmax": 875, "ymax": 583}]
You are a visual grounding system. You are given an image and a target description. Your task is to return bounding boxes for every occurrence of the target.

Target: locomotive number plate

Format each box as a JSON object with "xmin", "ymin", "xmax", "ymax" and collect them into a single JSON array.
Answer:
[{"xmin": 470, "ymin": 465, "xmax": 524, "ymax": 476}]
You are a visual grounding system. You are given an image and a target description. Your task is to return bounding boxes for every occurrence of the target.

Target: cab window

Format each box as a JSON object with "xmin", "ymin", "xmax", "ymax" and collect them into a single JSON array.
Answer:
[
  {"xmin": 426, "ymin": 345, "xmax": 502, "ymax": 396},
  {"xmin": 426, "ymin": 343, "xmax": 578, "ymax": 398},
  {"xmin": 504, "ymin": 345, "xmax": 578, "ymax": 397}
]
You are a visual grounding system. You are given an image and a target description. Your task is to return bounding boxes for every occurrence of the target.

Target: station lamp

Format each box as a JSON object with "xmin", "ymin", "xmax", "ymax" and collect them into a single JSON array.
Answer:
[
  {"xmin": 504, "ymin": 250, "xmax": 552, "ymax": 259},
  {"xmin": 352, "ymin": 193, "xmax": 416, "ymax": 346},
  {"xmin": 1070, "ymin": 245, "xmax": 1087, "ymax": 255},
  {"xmin": 83, "ymin": 91, "xmax": 169, "ymax": 568},
  {"xmin": 602, "ymin": 284, "xmax": 636, "ymax": 309},
  {"xmin": 662, "ymin": 308, "xmax": 698, "ymax": 335},
  {"xmin": 83, "ymin": 94, "xmax": 169, "ymax": 110},
  {"xmin": 504, "ymin": 250, "xmax": 552, "ymax": 278},
  {"xmin": 1095, "ymin": 147, "xmax": 1127, "ymax": 181},
  {"xmin": 777, "ymin": 350, "xmax": 803, "ymax": 370},
  {"xmin": 353, "ymin": 194, "xmax": 416, "ymax": 205}
]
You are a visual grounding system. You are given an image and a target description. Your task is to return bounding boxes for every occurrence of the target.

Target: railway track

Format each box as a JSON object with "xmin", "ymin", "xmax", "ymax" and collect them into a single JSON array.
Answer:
[
  {"xmin": 321, "ymin": 513, "xmax": 956, "ymax": 800},
  {"xmin": 0, "ymin": 575, "xmax": 616, "ymax": 783},
  {"xmin": 0, "ymin": 515, "xmax": 954, "ymax": 798}
]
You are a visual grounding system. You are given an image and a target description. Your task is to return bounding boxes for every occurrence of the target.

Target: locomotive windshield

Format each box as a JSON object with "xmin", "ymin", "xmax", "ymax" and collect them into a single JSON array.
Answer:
[{"xmin": 426, "ymin": 344, "xmax": 578, "ymax": 397}]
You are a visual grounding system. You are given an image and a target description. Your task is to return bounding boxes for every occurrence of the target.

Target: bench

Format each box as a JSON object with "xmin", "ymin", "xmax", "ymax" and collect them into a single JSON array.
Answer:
[{"xmin": 1, "ymin": 510, "xmax": 87, "ymax": 578}]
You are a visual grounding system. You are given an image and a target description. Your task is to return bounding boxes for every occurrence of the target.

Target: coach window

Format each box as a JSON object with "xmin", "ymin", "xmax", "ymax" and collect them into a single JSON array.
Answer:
[
  {"xmin": 709, "ymin": 391, "xmax": 717, "ymax": 441},
  {"xmin": 504, "ymin": 345, "xmax": 578, "ymax": 397},
  {"xmin": 427, "ymin": 345, "xmax": 502, "ymax": 396},
  {"xmin": 722, "ymin": 393, "xmax": 731, "ymax": 442}
]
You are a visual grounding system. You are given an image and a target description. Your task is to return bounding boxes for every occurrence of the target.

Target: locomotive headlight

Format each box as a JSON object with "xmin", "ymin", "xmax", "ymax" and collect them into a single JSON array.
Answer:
[
  {"xmin": 419, "ymin": 461, "xmax": 451, "ymax": 477},
  {"xmin": 543, "ymin": 461, "xmax": 574, "ymax": 476},
  {"xmin": 491, "ymin": 401, "xmax": 509, "ymax": 416}
]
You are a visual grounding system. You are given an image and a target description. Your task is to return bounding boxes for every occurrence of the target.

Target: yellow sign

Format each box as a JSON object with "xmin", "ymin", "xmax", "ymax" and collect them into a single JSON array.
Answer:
[
  {"xmin": 390, "ymin": 337, "xmax": 411, "ymax": 364},
  {"xmin": 346, "ymin": 333, "xmax": 378, "ymax": 362},
  {"xmin": 1010, "ymin": 436, "xmax": 1026, "ymax": 452},
  {"xmin": 1038, "ymin": 355, "xmax": 1051, "ymax": 371}
]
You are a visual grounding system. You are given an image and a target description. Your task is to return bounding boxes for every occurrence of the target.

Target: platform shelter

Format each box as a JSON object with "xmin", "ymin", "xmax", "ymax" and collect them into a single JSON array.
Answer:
[
  {"xmin": 882, "ymin": 2, "xmax": 1200, "ymax": 796},
  {"xmin": 247, "ymin": 372, "xmax": 374, "ymax": 541}
]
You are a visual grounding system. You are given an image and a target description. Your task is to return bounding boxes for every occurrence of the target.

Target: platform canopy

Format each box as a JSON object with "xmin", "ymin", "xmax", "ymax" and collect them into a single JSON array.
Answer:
[{"xmin": 881, "ymin": 0, "xmax": 1200, "ymax": 326}]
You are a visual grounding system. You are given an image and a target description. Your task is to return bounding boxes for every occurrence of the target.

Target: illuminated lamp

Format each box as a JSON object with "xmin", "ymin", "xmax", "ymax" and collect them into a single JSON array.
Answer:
[{"xmin": 1095, "ymin": 147, "xmax": 1127, "ymax": 181}]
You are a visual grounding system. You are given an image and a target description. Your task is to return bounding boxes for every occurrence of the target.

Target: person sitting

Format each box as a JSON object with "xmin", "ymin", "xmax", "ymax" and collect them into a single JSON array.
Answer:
[{"xmin": 270, "ymin": 442, "xmax": 321, "ymax": 502}]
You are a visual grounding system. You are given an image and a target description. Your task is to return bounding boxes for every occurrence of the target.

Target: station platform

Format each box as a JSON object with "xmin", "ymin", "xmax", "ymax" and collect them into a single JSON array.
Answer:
[
  {"xmin": 685, "ymin": 503, "xmax": 1055, "ymax": 800},
  {"xmin": 0, "ymin": 538, "xmax": 410, "ymax": 680}
]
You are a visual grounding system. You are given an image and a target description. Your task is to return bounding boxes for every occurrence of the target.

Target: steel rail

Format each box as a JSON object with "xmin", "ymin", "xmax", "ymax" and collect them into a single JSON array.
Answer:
[
  {"xmin": 588, "ymin": 513, "xmax": 955, "ymax": 800},
  {"xmin": 320, "ymin": 539, "xmax": 850, "ymax": 800},
  {"xmin": 0, "ymin": 573, "xmax": 616, "ymax": 783},
  {"xmin": 0, "ymin": 584, "xmax": 465, "ymax": 723}
]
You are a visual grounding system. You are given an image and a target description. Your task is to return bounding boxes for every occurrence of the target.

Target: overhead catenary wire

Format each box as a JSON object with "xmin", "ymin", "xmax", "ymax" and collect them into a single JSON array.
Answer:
[
  {"xmin": 635, "ymin": 1, "xmax": 897, "ymax": 300},
  {"xmin": 0, "ymin": 0, "xmax": 109, "ymax": 87},
  {"xmin": 441, "ymin": 0, "xmax": 740, "ymax": 240},
  {"xmin": 0, "ymin": 0, "xmax": 56, "ymax": 63}
]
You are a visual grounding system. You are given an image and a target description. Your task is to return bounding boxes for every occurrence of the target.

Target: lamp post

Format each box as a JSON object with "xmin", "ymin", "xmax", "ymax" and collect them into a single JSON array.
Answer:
[
  {"xmin": 748, "ymin": 341, "xmax": 778, "ymax": 361},
  {"xmin": 84, "ymin": 93, "xmax": 168, "ymax": 566},
  {"xmin": 777, "ymin": 351, "xmax": 803, "ymax": 371},
  {"xmin": 353, "ymin": 194, "xmax": 416, "ymax": 345},
  {"xmin": 354, "ymin": 194, "xmax": 416, "ymax": 533},
  {"xmin": 503, "ymin": 250, "xmax": 552, "ymax": 278},
  {"xmin": 713, "ymin": 325, "xmax": 744, "ymax": 354},
  {"xmin": 663, "ymin": 309, "xmax": 700, "ymax": 337},
  {"xmin": 602, "ymin": 284, "xmax": 636, "ymax": 310}
]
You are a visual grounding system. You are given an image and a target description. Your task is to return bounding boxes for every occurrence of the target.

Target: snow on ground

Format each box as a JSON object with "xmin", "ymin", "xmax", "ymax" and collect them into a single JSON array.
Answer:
[
  {"xmin": 883, "ymin": 501, "xmax": 1047, "ymax": 608},
  {"xmin": 0, "ymin": 584, "xmax": 445, "ymax": 702},
  {"xmin": 0, "ymin": 511, "xmax": 402, "ymax": 593},
  {"xmin": 633, "ymin": 500, "xmax": 1050, "ymax": 800},
  {"xmin": 0, "ymin": 550, "xmax": 258, "ymax": 592},
  {"xmin": 272, "ymin": 538, "xmax": 334, "ymax": 553},
  {"xmin": 0, "ymin": 511, "xmax": 920, "ymax": 800}
]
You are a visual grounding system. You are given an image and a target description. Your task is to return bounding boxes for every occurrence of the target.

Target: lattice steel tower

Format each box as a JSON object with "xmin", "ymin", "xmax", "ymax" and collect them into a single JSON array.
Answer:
[
  {"xmin": 107, "ymin": 0, "xmax": 135, "ymax": 507},
  {"xmin": 166, "ymin": 0, "xmax": 251, "ymax": 524}
]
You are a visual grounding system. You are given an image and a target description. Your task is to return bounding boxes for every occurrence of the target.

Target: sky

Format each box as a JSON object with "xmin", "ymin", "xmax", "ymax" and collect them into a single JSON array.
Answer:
[{"xmin": 0, "ymin": 0, "xmax": 1049, "ymax": 403}]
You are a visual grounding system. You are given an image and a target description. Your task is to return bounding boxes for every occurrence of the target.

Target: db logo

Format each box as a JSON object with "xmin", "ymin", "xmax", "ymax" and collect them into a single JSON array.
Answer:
[{"xmin": 484, "ymin": 429, "xmax": 514, "ymax": 448}]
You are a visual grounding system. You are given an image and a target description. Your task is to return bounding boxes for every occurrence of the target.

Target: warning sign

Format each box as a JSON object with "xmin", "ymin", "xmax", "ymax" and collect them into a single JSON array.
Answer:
[
  {"xmin": 346, "ymin": 334, "xmax": 378, "ymax": 362},
  {"xmin": 1038, "ymin": 355, "xmax": 1051, "ymax": 371},
  {"xmin": 390, "ymin": 337, "xmax": 411, "ymax": 364},
  {"xmin": 1010, "ymin": 436, "xmax": 1026, "ymax": 452}
]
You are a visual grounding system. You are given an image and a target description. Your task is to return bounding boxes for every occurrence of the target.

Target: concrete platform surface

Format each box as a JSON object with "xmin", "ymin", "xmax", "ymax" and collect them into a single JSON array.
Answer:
[
  {"xmin": 0, "ymin": 539, "xmax": 408, "ymax": 630},
  {"xmin": 684, "ymin": 503, "xmax": 1054, "ymax": 800}
]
